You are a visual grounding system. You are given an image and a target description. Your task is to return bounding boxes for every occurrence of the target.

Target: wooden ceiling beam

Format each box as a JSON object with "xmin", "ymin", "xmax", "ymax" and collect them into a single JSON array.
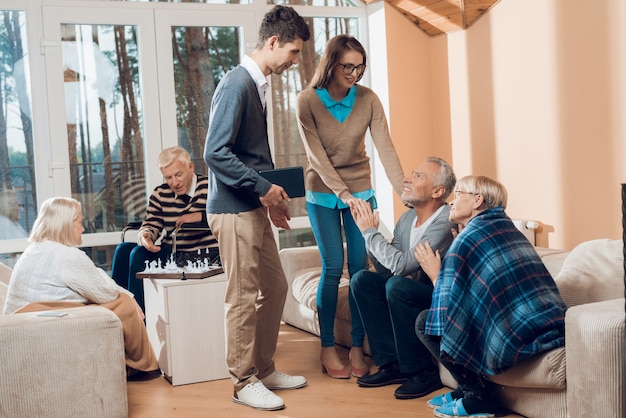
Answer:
[{"xmin": 382, "ymin": 0, "xmax": 501, "ymax": 36}]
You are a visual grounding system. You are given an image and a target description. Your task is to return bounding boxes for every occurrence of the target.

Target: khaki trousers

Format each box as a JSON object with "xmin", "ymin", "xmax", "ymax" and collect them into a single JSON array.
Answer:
[
  {"xmin": 209, "ymin": 207, "xmax": 288, "ymax": 391},
  {"xmin": 17, "ymin": 293, "xmax": 158, "ymax": 371}
]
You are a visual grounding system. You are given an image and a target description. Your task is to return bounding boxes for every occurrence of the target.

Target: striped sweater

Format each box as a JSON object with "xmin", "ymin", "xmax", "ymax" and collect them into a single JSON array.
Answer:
[{"xmin": 138, "ymin": 174, "xmax": 218, "ymax": 252}]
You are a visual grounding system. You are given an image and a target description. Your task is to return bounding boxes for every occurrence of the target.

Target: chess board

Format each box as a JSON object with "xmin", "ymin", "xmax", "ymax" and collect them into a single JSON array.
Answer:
[
  {"xmin": 136, "ymin": 266, "xmax": 224, "ymax": 280},
  {"xmin": 135, "ymin": 252, "xmax": 223, "ymax": 280}
]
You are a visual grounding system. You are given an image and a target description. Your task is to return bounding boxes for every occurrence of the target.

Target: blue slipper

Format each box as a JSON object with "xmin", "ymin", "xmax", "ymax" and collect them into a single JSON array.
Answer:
[
  {"xmin": 427, "ymin": 391, "xmax": 455, "ymax": 409},
  {"xmin": 433, "ymin": 399, "xmax": 495, "ymax": 418}
]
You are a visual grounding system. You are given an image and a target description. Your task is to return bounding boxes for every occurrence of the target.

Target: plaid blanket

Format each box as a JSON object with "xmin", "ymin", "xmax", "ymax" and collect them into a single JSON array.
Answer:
[{"xmin": 426, "ymin": 207, "xmax": 566, "ymax": 375}]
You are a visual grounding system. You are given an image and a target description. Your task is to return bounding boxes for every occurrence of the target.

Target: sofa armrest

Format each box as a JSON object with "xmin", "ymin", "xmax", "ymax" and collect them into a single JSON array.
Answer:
[
  {"xmin": 279, "ymin": 246, "xmax": 323, "ymax": 335},
  {"xmin": 0, "ymin": 306, "xmax": 128, "ymax": 417},
  {"xmin": 565, "ymin": 298, "xmax": 625, "ymax": 418},
  {"xmin": 279, "ymin": 246, "xmax": 322, "ymax": 284}
]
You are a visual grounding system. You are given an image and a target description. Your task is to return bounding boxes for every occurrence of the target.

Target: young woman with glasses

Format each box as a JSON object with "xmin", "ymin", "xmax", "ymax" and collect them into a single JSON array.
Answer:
[{"xmin": 296, "ymin": 35, "xmax": 405, "ymax": 380}]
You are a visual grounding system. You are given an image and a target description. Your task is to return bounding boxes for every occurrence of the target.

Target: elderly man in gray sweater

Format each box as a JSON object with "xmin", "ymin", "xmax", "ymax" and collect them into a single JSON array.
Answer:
[{"xmin": 349, "ymin": 156, "xmax": 456, "ymax": 400}]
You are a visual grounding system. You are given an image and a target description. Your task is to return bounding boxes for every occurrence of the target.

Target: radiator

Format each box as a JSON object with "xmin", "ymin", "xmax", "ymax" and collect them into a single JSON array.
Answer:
[{"xmin": 511, "ymin": 219, "xmax": 539, "ymax": 246}]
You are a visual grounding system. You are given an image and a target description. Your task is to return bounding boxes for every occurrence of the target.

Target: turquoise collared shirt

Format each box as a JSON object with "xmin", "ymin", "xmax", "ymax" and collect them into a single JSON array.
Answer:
[
  {"xmin": 315, "ymin": 86, "xmax": 356, "ymax": 123},
  {"xmin": 309, "ymin": 86, "xmax": 377, "ymax": 210}
]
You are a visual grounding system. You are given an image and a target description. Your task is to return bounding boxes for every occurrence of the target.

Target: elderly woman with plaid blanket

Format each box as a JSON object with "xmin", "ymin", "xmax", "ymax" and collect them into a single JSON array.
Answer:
[{"xmin": 413, "ymin": 175, "xmax": 566, "ymax": 418}]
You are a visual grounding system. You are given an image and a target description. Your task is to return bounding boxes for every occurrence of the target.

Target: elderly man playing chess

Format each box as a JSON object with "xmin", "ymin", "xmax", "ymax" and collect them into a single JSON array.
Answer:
[{"xmin": 111, "ymin": 146, "xmax": 219, "ymax": 311}]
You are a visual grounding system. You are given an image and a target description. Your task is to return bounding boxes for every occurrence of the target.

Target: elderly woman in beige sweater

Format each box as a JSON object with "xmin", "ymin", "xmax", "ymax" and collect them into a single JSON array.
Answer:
[{"xmin": 3, "ymin": 197, "xmax": 160, "ymax": 381}]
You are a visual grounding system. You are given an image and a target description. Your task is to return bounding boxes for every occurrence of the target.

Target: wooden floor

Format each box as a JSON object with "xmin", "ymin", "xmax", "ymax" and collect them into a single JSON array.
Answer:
[{"xmin": 127, "ymin": 324, "xmax": 523, "ymax": 418}]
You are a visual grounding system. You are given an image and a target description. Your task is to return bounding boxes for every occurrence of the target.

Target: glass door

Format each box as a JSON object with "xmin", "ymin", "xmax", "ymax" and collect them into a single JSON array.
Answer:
[
  {"xmin": 41, "ymin": 4, "xmax": 255, "ymax": 268},
  {"xmin": 153, "ymin": 9, "xmax": 256, "ymax": 168},
  {"xmin": 42, "ymin": 6, "xmax": 160, "ymax": 251},
  {"xmin": 0, "ymin": 5, "xmax": 37, "ymax": 265}
]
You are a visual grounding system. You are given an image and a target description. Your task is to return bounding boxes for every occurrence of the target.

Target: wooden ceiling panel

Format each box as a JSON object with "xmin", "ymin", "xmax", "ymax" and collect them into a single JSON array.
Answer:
[
  {"xmin": 382, "ymin": 0, "xmax": 501, "ymax": 36},
  {"xmin": 421, "ymin": 12, "xmax": 464, "ymax": 33},
  {"xmin": 408, "ymin": 4, "xmax": 462, "ymax": 23}
]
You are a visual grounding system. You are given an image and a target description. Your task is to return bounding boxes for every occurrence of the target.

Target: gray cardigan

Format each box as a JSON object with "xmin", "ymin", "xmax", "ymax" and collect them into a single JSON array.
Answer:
[
  {"xmin": 203, "ymin": 66, "xmax": 275, "ymax": 214},
  {"xmin": 363, "ymin": 205, "xmax": 455, "ymax": 284}
]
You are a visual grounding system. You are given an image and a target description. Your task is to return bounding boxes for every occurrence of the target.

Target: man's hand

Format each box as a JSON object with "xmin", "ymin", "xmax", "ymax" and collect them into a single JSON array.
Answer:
[
  {"xmin": 138, "ymin": 231, "xmax": 161, "ymax": 253},
  {"xmin": 260, "ymin": 184, "xmax": 290, "ymax": 207},
  {"xmin": 348, "ymin": 198, "xmax": 379, "ymax": 232},
  {"xmin": 175, "ymin": 212, "xmax": 202, "ymax": 228},
  {"xmin": 269, "ymin": 201, "xmax": 291, "ymax": 230},
  {"xmin": 414, "ymin": 240, "xmax": 441, "ymax": 285}
]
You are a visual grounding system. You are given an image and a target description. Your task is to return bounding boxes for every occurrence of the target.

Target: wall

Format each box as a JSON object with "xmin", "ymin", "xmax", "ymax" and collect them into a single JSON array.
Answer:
[
  {"xmin": 383, "ymin": 0, "xmax": 626, "ymax": 250},
  {"xmin": 377, "ymin": 4, "xmax": 438, "ymax": 224},
  {"xmin": 368, "ymin": 3, "xmax": 435, "ymax": 234}
]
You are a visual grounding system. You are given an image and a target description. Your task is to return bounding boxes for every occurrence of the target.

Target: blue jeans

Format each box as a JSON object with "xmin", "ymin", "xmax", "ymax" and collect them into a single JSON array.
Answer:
[
  {"xmin": 307, "ymin": 202, "xmax": 367, "ymax": 348},
  {"xmin": 351, "ymin": 271, "xmax": 435, "ymax": 374},
  {"xmin": 111, "ymin": 242, "xmax": 172, "ymax": 311}
]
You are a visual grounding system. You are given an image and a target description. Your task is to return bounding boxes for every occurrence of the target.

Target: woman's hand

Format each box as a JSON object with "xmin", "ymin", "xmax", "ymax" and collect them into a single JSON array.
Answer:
[{"xmin": 414, "ymin": 240, "xmax": 441, "ymax": 285}]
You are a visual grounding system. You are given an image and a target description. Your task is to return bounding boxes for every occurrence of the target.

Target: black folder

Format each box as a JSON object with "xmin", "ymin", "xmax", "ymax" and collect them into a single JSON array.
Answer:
[{"xmin": 259, "ymin": 166, "xmax": 305, "ymax": 198}]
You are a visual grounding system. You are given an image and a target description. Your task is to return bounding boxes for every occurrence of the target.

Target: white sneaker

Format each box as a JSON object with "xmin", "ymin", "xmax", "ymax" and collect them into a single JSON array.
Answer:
[
  {"xmin": 261, "ymin": 370, "xmax": 307, "ymax": 390},
  {"xmin": 233, "ymin": 381, "xmax": 285, "ymax": 411}
]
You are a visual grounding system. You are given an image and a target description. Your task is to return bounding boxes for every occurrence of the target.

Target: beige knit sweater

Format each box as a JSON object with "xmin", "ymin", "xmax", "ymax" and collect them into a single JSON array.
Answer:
[{"xmin": 296, "ymin": 85, "xmax": 404, "ymax": 203}]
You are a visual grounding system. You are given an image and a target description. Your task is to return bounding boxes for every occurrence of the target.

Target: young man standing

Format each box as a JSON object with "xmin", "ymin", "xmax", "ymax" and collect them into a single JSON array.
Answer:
[{"xmin": 203, "ymin": 5, "xmax": 310, "ymax": 411}]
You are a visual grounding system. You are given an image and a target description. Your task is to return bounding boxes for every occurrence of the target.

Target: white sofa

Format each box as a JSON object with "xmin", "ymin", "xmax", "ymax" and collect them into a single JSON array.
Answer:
[
  {"xmin": 0, "ymin": 263, "xmax": 129, "ymax": 418},
  {"xmin": 279, "ymin": 239, "xmax": 625, "ymax": 418}
]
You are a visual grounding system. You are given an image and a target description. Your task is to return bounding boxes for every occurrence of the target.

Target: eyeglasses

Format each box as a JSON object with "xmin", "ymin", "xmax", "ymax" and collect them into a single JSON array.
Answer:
[
  {"xmin": 454, "ymin": 190, "xmax": 478, "ymax": 197},
  {"xmin": 338, "ymin": 63, "xmax": 366, "ymax": 76}
]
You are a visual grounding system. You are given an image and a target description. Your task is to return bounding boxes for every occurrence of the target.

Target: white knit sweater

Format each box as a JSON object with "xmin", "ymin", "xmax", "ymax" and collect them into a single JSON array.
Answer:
[{"xmin": 3, "ymin": 240, "xmax": 132, "ymax": 314}]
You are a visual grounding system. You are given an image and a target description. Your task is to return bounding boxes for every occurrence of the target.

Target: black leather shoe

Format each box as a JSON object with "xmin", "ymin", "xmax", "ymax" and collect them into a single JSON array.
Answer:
[
  {"xmin": 357, "ymin": 363, "xmax": 410, "ymax": 387},
  {"xmin": 394, "ymin": 369, "xmax": 442, "ymax": 399},
  {"xmin": 127, "ymin": 368, "xmax": 162, "ymax": 382}
]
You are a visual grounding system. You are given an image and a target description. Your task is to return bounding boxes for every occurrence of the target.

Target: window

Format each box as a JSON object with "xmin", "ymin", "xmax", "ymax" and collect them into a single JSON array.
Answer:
[
  {"xmin": 61, "ymin": 23, "xmax": 148, "ymax": 233},
  {"xmin": 0, "ymin": 1, "xmax": 367, "ymax": 265},
  {"xmin": 171, "ymin": 25, "xmax": 241, "ymax": 167},
  {"xmin": 0, "ymin": 9, "xmax": 34, "ymax": 265}
]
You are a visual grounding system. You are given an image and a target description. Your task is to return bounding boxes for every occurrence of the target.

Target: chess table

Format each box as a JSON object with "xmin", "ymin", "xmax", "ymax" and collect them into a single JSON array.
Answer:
[{"xmin": 141, "ymin": 269, "xmax": 229, "ymax": 385}]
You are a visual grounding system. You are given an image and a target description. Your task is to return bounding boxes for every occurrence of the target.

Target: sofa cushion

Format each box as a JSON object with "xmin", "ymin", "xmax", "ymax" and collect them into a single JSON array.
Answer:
[
  {"xmin": 291, "ymin": 267, "xmax": 351, "ymax": 321},
  {"xmin": 554, "ymin": 239, "xmax": 624, "ymax": 307},
  {"xmin": 489, "ymin": 346, "xmax": 566, "ymax": 389},
  {"xmin": 291, "ymin": 268, "xmax": 321, "ymax": 312},
  {"xmin": 534, "ymin": 247, "xmax": 569, "ymax": 278}
]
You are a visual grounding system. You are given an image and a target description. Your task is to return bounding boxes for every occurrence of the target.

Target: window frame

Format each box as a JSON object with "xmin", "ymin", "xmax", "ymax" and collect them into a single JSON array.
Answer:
[{"xmin": 0, "ymin": 0, "xmax": 372, "ymax": 257}]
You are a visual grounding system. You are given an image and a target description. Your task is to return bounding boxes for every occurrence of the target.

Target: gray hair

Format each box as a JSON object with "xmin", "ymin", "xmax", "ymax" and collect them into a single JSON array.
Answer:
[
  {"xmin": 158, "ymin": 146, "xmax": 191, "ymax": 170},
  {"xmin": 426, "ymin": 156, "xmax": 456, "ymax": 200},
  {"xmin": 456, "ymin": 175, "xmax": 508, "ymax": 209}
]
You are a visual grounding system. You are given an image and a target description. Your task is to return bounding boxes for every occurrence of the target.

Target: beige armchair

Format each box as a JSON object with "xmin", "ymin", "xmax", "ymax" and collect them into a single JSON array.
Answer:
[{"xmin": 0, "ymin": 263, "xmax": 129, "ymax": 418}]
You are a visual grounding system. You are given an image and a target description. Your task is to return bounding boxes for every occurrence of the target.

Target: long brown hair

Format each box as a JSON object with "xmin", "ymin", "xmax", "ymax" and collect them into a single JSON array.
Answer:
[{"xmin": 309, "ymin": 35, "xmax": 367, "ymax": 89}]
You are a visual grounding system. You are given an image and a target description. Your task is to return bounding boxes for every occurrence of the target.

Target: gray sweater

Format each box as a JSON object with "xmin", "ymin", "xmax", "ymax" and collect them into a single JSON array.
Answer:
[
  {"xmin": 204, "ymin": 66, "xmax": 275, "ymax": 214},
  {"xmin": 364, "ymin": 205, "xmax": 455, "ymax": 285}
]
